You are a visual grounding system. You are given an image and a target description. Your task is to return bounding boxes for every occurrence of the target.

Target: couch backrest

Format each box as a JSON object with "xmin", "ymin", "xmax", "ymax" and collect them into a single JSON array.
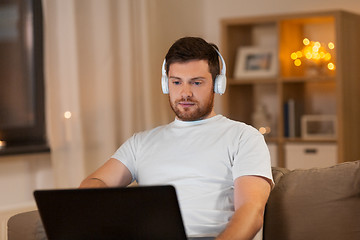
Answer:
[{"xmin": 264, "ymin": 160, "xmax": 360, "ymax": 240}]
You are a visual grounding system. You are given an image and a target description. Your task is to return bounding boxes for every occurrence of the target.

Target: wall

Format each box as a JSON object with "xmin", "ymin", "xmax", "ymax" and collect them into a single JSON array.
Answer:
[
  {"xmin": 203, "ymin": 0, "xmax": 360, "ymax": 44},
  {"xmin": 0, "ymin": 153, "xmax": 53, "ymax": 240},
  {"xmin": 0, "ymin": 153, "xmax": 53, "ymax": 207}
]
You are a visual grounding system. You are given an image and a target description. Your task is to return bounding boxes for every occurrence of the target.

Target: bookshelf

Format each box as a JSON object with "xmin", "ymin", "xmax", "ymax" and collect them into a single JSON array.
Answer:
[{"xmin": 221, "ymin": 10, "xmax": 360, "ymax": 168}]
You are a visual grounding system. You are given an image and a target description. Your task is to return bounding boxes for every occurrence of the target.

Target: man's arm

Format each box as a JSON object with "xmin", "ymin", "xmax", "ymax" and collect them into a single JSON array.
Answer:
[
  {"xmin": 79, "ymin": 158, "xmax": 132, "ymax": 188},
  {"xmin": 216, "ymin": 175, "xmax": 272, "ymax": 240}
]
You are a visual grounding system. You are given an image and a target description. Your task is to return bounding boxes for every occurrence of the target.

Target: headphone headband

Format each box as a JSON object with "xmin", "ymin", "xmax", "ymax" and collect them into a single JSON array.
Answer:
[{"xmin": 214, "ymin": 49, "xmax": 226, "ymax": 76}]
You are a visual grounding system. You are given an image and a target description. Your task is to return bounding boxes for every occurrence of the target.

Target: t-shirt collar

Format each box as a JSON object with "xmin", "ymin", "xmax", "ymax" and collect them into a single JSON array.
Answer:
[{"xmin": 173, "ymin": 114, "xmax": 223, "ymax": 127}]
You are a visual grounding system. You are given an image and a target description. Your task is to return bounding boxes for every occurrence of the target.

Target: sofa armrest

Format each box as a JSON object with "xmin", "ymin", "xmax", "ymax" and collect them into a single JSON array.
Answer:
[
  {"xmin": 7, "ymin": 210, "xmax": 46, "ymax": 240},
  {"xmin": 264, "ymin": 160, "xmax": 360, "ymax": 240}
]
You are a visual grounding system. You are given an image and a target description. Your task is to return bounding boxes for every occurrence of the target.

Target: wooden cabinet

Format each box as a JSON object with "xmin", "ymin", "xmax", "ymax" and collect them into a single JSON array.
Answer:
[
  {"xmin": 221, "ymin": 11, "xmax": 360, "ymax": 168},
  {"xmin": 285, "ymin": 143, "xmax": 337, "ymax": 170}
]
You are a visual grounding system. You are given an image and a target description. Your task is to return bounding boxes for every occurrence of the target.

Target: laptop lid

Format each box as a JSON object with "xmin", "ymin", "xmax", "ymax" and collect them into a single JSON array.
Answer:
[{"xmin": 34, "ymin": 185, "xmax": 187, "ymax": 240}]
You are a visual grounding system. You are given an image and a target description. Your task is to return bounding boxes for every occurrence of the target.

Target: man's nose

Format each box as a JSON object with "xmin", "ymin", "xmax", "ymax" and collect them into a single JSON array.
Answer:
[{"xmin": 180, "ymin": 83, "xmax": 193, "ymax": 99}]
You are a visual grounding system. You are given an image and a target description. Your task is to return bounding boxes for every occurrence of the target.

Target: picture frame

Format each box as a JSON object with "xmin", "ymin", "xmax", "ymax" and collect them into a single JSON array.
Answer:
[
  {"xmin": 234, "ymin": 46, "xmax": 278, "ymax": 79},
  {"xmin": 301, "ymin": 115, "xmax": 337, "ymax": 140}
]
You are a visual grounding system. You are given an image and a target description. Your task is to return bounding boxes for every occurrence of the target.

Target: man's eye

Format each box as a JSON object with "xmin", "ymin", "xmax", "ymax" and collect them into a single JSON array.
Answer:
[
  {"xmin": 193, "ymin": 82, "xmax": 201, "ymax": 86},
  {"xmin": 172, "ymin": 81, "xmax": 181, "ymax": 85}
]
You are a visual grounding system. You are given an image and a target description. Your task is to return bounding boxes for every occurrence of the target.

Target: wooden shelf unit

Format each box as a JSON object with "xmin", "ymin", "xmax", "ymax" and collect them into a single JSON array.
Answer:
[{"xmin": 221, "ymin": 10, "xmax": 360, "ymax": 167}]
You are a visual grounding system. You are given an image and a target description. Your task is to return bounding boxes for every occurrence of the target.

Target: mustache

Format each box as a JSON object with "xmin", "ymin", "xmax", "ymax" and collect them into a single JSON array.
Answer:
[{"xmin": 175, "ymin": 97, "xmax": 198, "ymax": 104}]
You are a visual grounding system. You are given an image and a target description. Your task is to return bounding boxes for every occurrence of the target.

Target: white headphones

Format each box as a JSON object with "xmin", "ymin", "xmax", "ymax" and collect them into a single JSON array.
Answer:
[{"xmin": 161, "ymin": 48, "xmax": 227, "ymax": 95}]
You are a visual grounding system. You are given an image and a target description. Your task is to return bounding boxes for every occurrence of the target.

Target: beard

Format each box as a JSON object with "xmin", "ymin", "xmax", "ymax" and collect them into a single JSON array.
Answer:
[{"xmin": 169, "ymin": 93, "xmax": 215, "ymax": 121}]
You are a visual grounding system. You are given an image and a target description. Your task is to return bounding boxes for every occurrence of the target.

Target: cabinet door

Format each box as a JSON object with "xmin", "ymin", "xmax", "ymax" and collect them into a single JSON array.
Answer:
[{"xmin": 285, "ymin": 143, "xmax": 337, "ymax": 170}]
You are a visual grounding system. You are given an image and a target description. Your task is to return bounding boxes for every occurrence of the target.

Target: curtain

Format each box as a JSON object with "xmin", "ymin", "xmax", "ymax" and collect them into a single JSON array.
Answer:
[{"xmin": 43, "ymin": 0, "xmax": 171, "ymax": 188}]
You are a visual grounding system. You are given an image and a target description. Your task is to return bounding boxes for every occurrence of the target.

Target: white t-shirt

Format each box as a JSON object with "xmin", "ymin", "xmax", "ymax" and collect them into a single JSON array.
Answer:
[{"xmin": 112, "ymin": 115, "xmax": 273, "ymax": 237}]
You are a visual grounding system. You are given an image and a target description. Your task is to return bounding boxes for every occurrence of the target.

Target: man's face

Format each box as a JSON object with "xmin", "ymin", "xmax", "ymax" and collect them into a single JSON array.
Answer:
[{"xmin": 168, "ymin": 60, "xmax": 216, "ymax": 121}]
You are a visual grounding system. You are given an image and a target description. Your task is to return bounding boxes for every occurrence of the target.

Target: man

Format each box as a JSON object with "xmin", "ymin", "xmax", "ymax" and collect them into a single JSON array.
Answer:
[{"xmin": 80, "ymin": 37, "xmax": 273, "ymax": 240}]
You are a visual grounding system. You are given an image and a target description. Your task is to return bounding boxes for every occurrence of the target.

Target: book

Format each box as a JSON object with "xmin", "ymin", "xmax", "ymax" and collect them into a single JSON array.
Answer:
[
  {"xmin": 288, "ymin": 99, "xmax": 295, "ymax": 138},
  {"xmin": 283, "ymin": 99, "xmax": 301, "ymax": 138}
]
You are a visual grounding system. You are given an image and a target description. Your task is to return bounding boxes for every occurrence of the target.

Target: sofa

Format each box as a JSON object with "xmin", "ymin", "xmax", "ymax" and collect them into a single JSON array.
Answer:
[{"xmin": 7, "ymin": 160, "xmax": 360, "ymax": 240}]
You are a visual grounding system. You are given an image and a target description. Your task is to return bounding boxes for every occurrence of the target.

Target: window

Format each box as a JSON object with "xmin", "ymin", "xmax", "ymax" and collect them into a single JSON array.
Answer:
[{"xmin": 0, "ymin": 0, "xmax": 48, "ymax": 155}]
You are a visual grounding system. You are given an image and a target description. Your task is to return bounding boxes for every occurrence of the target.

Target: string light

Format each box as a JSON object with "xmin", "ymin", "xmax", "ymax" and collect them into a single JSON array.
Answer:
[
  {"xmin": 258, "ymin": 127, "xmax": 271, "ymax": 135},
  {"xmin": 291, "ymin": 52, "xmax": 297, "ymax": 60},
  {"xmin": 328, "ymin": 62, "xmax": 335, "ymax": 70},
  {"xmin": 64, "ymin": 111, "xmax": 72, "ymax": 119},
  {"xmin": 294, "ymin": 59, "xmax": 302, "ymax": 66},
  {"xmin": 303, "ymin": 38, "xmax": 310, "ymax": 45},
  {"xmin": 290, "ymin": 38, "xmax": 335, "ymax": 71},
  {"xmin": 0, "ymin": 140, "xmax": 6, "ymax": 148}
]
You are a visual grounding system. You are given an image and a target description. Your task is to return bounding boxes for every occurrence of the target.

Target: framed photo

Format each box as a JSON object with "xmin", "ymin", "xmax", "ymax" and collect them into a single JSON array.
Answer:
[
  {"xmin": 301, "ymin": 115, "xmax": 337, "ymax": 140},
  {"xmin": 234, "ymin": 46, "xmax": 278, "ymax": 79}
]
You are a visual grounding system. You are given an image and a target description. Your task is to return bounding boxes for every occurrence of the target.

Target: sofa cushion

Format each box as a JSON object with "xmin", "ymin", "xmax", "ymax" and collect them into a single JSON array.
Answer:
[
  {"xmin": 264, "ymin": 160, "xmax": 360, "ymax": 240},
  {"xmin": 7, "ymin": 210, "xmax": 46, "ymax": 240}
]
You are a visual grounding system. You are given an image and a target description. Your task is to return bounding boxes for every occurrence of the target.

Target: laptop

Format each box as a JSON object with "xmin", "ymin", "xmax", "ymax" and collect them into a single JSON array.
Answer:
[{"xmin": 34, "ymin": 185, "xmax": 187, "ymax": 240}]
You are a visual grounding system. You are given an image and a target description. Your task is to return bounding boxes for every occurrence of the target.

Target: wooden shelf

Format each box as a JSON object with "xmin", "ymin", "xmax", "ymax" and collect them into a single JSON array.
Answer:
[
  {"xmin": 264, "ymin": 136, "xmax": 337, "ymax": 144},
  {"xmin": 221, "ymin": 10, "xmax": 360, "ymax": 168},
  {"xmin": 280, "ymin": 76, "xmax": 336, "ymax": 83},
  {"xmin": 282, "ymin": 138, "xmax": 337, "ymax": 143}
]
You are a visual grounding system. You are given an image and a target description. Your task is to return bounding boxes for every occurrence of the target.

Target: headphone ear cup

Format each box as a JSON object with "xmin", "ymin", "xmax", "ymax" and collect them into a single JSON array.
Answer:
[
  {"xmin": 213, "ymin": 48, "xmax": 227, "ymax": 95},
  {"xmin": 214, "ymin": 74, "xmax": 226, "ymax": 95},
  {"xmin": 161, "ymin": 75, "xmax": 169, "ymax": 94}
]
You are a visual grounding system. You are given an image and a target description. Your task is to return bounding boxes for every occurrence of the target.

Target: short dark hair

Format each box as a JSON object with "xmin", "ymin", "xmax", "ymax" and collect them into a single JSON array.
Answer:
[{"xmin": 165, "ymin": 37, "xmax": 220, "ymax": 82}]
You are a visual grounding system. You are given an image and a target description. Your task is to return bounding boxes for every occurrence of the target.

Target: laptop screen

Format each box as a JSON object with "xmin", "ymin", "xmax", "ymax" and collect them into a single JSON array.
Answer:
[{"xmin": 34, "ymin": 185, "xmax": 187, "ymax": 240}]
